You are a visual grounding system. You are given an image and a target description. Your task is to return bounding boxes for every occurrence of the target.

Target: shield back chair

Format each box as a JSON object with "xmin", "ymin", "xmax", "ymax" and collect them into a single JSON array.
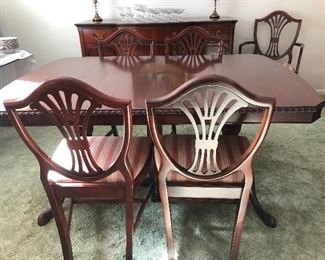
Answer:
[
  {"xmin": 97, "ymin": 28, "xmax": 155, "ymax": 136},
  {"xmin": 146, "ymin": 75, "xmax": 275, "ymax": 259},
  {"xmin": 4, "ymin": 77, "xmax": 152, "ymax": 260},
  {"xmin": 165, "ymin": 26, "xmax": 224, "ymax": 134},
  {"xmin": 238, "ymin": 10, "xmax": 304, "ymax": 74}
]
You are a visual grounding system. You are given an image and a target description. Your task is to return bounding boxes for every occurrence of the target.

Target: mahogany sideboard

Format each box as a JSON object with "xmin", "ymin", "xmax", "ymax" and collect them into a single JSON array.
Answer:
[{"xmin": 75, "ymin": 17, "xmax": 237, "ymax": 56}]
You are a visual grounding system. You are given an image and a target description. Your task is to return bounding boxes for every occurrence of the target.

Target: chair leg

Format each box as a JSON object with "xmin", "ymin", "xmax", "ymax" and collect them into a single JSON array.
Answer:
[
  {"xmin": 159, "ymin": 176, "xmax": 176, "ymax": 259},
  {"xmin": 67, "ymin": 199, "xmax": 74, "ymax": 231},
  {"xmin": 170, "ymin": 125, "xmax": 177, "ymax": 135},
  {"xmin": 43, "ymin": 184, "xmax": 73, "ymax": 260},
  {"xmin": 250, "ymin": 180, "xmax": 276, "ymax": 228},
  {"xmin": 134, "ymin": 184, "xmax": 152, "ymax": 230},
  {"xmin": 38, "ymin": 198, "xmax": 65, "ymax": 226},
  {"xmin": 125, "ymin": 186, "xmax": 134, "ymax": 260},
  {"xmin": 86, "ymin": 125, "xmax": 94, "ymax": 136},
  {"xmin": 230, "ymin": 179, "xmax": 252, "ymax": 260},
  {"xmin": 105, "ymin": 125, "xmax": 119, "ymax": 137},
  {"xmin": 111, "ymin": 125, "xmax": 118, "ymax": 136},
  {"xmin": 150, "ymin": 158, "xmax": 160, "ymax": 202}
]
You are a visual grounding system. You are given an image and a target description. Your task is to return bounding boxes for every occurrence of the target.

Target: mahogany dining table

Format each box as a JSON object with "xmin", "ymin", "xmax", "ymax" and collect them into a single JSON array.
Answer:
[
  {"xmin": 0, "ymin": 54, "xmax": 324, "ymax": 127},
  {"xmin": 0, "ymin": 54, "xmax": 324, "ymax": 227}
]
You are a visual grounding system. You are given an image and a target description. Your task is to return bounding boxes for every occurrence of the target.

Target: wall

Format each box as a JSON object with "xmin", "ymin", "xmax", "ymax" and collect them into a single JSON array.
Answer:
[{"xmin": 0, "ymin": 0, "xmax": 324, "ymax": 93}]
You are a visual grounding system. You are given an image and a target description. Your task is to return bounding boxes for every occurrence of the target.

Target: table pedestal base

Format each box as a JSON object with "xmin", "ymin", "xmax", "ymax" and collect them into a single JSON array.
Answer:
[{"xmin": 37, "ymin": 208, "xmax": 53, "ymax": 226}]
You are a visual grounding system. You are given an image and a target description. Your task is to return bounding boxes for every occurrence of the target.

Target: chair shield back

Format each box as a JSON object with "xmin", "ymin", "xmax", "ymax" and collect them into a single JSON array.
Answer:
[
  {"xmin": 254, "ymin": 10, "xmax": 302, "ymax": 61},
  {"xmin": 147, "ymin": 75, "xmax": 275, "ymax": 181},
  {"xmin": 4, "ymin": 77, "xmax": 131, "ymax": 181}
]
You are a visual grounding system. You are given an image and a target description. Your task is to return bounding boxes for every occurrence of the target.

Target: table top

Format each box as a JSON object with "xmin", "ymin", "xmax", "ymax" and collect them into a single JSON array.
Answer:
[{"xmin": 0, "ymin": 54, "xmax": 324, "ymax": 126}]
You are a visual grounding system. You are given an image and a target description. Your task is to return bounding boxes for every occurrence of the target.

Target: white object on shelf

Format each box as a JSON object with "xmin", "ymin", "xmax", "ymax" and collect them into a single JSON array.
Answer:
[
  {"xmin": 118, "ymin": 5, "xmax": 185, "ymax": 22},
  {"xmin": 0, "ymin": 36, "xmax": 19, "ymax": 52},
  {"xmin": 0, "ymin": 50, "xmax": 36, "ymax": 89}
]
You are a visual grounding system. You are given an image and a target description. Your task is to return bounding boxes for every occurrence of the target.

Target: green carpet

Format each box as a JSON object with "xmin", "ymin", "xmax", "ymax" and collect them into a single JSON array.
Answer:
[{"xmin": 0, "ymin": 110, "xmax": 324, "ymax": 260}]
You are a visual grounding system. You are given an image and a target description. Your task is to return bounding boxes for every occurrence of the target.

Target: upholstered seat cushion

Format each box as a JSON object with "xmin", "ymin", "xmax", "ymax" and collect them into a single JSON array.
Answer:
[
  {"xmin": 155, "ymin": 135, "xmax": 250, "ymax": 184},
  {"xmin": 48, "ymin": 136, "xmax": 151, "ymax": 184}
]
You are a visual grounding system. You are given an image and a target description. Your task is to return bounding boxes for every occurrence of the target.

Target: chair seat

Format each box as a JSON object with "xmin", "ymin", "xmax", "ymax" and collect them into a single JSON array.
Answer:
[
  {"xmin": 155, "ymin": 135, "xmax": 250, "ymax": 184},
  {"xmin": 48, "ymin": 136, "xmax": 151, "ymax": 184}
]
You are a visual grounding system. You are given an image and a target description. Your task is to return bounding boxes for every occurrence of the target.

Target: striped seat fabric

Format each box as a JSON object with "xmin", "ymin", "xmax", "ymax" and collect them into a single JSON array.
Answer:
[
  {"xmin": 155, "ymin": 135, "xmax": 250, "ymax": 184},
  {"xmin": 48, "ymin": 136, "xmax": 151, "ymax": 184}
]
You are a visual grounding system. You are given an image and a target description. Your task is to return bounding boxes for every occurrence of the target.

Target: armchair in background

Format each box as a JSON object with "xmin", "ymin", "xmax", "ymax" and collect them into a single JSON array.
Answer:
[{"xmin": 239, "ymin": 10, "xmax": 304, "ymax": 74}]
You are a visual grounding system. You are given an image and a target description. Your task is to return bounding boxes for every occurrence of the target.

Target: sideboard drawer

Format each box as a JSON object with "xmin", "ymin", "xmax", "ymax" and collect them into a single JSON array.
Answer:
[{"xmin": 80, "ymin": 28, "xmax": 117, "ymax": 43}]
